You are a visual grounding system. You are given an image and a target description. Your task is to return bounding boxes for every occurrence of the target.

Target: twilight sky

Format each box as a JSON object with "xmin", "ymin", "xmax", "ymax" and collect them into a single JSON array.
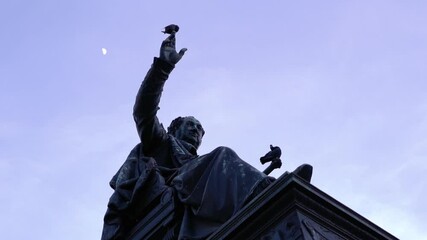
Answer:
[{"xmin": 1, "ymin": 1, "xmax": 426, "ymax": 239}]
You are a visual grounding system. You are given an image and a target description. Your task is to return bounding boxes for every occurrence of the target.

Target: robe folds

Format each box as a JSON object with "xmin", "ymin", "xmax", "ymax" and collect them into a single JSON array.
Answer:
[{"xmin": 102, "ymin": 142, "xmax": 271, "ymax": 240}]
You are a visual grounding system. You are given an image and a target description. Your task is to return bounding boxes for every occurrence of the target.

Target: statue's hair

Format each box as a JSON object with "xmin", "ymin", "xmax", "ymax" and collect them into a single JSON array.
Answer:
[
  {"xmin": 167, "ymin": 117, "xmax": 185, "ymax": 136},
  {"xmin": 167, "ymin": 116, "xmax": 205, "ymax": 136}
]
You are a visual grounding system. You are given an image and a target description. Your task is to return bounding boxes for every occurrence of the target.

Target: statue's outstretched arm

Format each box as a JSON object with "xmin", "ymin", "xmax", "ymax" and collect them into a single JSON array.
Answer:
[{"xmin": 133, "ymin": 27, "xmax": 186, "ymax": 153}]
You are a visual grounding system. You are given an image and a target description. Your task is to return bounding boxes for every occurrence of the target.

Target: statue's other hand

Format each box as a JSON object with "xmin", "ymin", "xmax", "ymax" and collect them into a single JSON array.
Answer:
[{"xmin": 159, "ymin": 34, "xmax": 187, "ymax": 64}]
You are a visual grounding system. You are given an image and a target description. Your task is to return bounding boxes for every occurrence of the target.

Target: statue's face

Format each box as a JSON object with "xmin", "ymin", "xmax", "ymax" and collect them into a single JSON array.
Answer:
[{"xmin": 174, "ymin": 117, "xmax": 204, "ymax": 149}]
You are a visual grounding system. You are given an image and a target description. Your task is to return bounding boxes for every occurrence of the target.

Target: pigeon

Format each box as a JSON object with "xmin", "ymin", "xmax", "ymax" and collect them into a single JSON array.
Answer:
[
  {"xmin": 162, "ymin": 24, "xmax": 180, "ymax": 34},
  {"xmin": 260, "ymin": 145, "xmax": 282, "ymax": 164}
]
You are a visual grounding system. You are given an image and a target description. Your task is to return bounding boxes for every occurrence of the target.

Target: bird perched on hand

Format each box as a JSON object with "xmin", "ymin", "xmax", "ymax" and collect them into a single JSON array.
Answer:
[
  {"xmin": 162, "ymin": 24, "xmax": 180, "ymax": 34},
  {"xmin": 260, "ymin": 145, "xmax": 282, "ymax": 164}
]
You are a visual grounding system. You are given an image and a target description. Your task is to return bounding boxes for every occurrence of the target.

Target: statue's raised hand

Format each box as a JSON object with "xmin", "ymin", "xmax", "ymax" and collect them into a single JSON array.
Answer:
[{"xmin": 159, "ymin": 33, "xmax": 187, "ymax": 65}]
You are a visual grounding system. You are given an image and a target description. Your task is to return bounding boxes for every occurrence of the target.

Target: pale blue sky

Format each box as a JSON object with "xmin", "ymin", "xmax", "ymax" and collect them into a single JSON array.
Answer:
[{"xmin": 1, "ymin": 1, "xmax": 426, "ymax": 239}]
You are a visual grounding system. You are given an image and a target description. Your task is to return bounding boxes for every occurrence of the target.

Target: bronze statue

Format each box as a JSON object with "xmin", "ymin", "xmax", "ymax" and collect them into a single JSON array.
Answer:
[{"xmin": 101, "ymin": 25, "xmax": 312, "ymax": 240}]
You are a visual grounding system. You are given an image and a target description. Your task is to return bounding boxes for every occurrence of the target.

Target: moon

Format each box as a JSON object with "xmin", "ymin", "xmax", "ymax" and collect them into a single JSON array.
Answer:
[{"xmin": 102, "ymin": 48, "xmax": 107, "ymax": 55}]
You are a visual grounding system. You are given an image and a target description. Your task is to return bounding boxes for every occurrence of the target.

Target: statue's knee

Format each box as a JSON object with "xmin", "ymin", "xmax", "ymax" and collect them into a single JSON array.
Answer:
[{"xmin": 213, "ymin": 146, "xmax": 237, "ymax": 156}]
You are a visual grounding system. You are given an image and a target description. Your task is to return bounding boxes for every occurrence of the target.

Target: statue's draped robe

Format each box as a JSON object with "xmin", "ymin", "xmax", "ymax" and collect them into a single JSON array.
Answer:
[{"xmin": 102, "ymin": 58, "xmax": 271, "ymax": 240}]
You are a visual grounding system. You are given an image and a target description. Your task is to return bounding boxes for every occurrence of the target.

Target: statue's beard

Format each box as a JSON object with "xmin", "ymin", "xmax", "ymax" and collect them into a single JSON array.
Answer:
[
  {"xmin": 184, "ymin": 138, "xmax": 200, "ymax": 149},
  {"xmin": 182, "ymin": 135, "xmax": 200, "ymax": 150}
]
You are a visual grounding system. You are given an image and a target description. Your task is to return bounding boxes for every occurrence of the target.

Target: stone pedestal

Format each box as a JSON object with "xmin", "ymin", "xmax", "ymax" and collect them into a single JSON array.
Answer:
[{"xmin": 208, "ymin": 173, "xmax": 398, "ymax": 240}]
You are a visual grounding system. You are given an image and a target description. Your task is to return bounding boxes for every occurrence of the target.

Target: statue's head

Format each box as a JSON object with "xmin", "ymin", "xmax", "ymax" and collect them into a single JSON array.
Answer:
[{"xmin": 168, "ymin": 116, "xmax": 205, "ymax": 150}]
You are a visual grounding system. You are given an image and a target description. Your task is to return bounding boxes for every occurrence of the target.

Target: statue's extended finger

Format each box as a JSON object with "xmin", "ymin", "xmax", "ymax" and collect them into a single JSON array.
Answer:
[
  {"xmin": 169, "ymin": 34, "xmax": 176, "ymax": 48},
  {"xmin": 162, "ymin": 34, "xmax": 174, "ymax": 44},
  {"xmin": 178, "ymin": 48, "xmax": 188, "ymax": 57},
  {"xmin": 165, "ymin": 33, "xmax": 175, "ymax": 42},
  {"xmin": 161, "ymin": 38, "xmax": 170, "ymax": 48}
]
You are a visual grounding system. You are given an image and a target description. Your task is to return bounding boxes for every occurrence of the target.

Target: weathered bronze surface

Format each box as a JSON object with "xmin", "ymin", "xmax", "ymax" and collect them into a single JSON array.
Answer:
[{"xmin": 101, "ymin": 25, "xmax": 304, "ymax": 240}]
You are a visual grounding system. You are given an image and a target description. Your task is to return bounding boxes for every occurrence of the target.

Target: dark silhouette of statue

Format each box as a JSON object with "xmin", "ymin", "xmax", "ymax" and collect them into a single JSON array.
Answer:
[{"xmin": 101, "ymin": 25, "xmax": 312, "ymax": 240}]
